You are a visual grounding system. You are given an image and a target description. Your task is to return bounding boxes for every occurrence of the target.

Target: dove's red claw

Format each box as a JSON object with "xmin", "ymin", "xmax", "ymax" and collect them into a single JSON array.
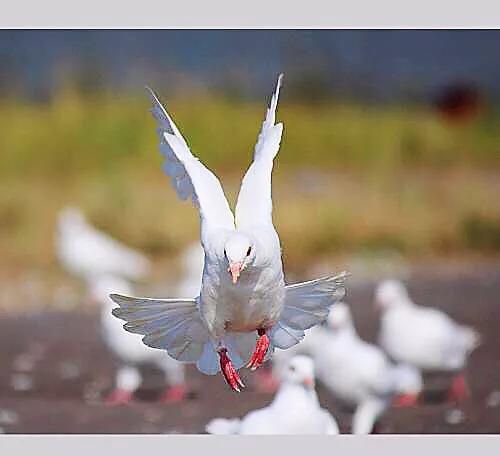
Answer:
[
  {"xmin": 247, "ymin": 329, "xmax": 270, "ymax": 371},
  {"xmin": 219, "ymin": 348, "xmax": 245, "ymax": 392},
  {"xmin": 104, "ymin": 388, "xmax": 134, "ymax": 406},
  {"xmin": 159, "ymin": 384, "xmax": 188, "ymax": 403}
]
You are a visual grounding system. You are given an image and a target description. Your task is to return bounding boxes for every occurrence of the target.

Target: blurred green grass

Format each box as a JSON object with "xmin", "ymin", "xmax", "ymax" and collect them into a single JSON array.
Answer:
[{"xmin": 0, "ymin": 89, "xmax": 499, "ymax": 273}]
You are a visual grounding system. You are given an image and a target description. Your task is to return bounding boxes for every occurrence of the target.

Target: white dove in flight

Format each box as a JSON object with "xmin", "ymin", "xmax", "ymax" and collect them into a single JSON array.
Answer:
[{"xmin": 111, "ymin": 74, "xmax": 347, "ymax": 392}]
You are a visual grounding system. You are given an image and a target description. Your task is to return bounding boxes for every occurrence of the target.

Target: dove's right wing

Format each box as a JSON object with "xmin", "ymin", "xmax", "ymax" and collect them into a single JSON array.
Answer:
[
  {"xmin": 235, "ymin": 74, "xmax": 283, "ymax": 230},
  {"xmin": 270, "ymin": 272, "xmax": 348, "ymax": 349},
  {"xmin": 110, "ymin": 294, "xmax": 210, "ymax": 363},
  {"xmin": 147, "ymin": 88, "xmax": 235, "ymax": 242}
]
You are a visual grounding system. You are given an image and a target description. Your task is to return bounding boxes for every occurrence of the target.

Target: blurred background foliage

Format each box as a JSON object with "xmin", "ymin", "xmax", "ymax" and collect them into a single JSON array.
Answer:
[{"xmin": 0, "ymin": 30, "xmax": 500, "ymax": 277}]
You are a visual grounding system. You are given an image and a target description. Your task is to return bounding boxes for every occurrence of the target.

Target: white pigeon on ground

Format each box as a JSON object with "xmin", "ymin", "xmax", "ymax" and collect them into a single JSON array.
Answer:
[
  {"xmin": 205, "ymin": 355, "xmax": 339, "ymax": 434},
  {"xmin": 110, "ymin": 74, "xmax": 347, "ymax": 392},
  {"xmin": 56, "ymin": 206, "xmax": 151, "ymax": 281},
  {"xmin": 90, "ymin": 274, "xmax": 188, "ymax": 405},
  {"xmin": 375, "ymin": 279, "xmax": 480, "ymax": 402},
  {"xmin": 311, "ymin": 303, "xmax": 423, "ymax": 434}
]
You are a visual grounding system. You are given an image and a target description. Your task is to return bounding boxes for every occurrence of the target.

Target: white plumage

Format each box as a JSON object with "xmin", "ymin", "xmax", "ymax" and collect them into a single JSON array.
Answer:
[
  {"xmin": 205, "ymin": 355, "xmax": 339, "ymax": 434},
  {"xmin": 111, "ymin": 74, "xmax": 347, "ymax": 391},
  {"xmin": 56, "ymin": 207, "xmax": 150, "ymax": 281},
  {"xmin": 375, "ymin": 280, "xmax": 480, "ymax": 372}
]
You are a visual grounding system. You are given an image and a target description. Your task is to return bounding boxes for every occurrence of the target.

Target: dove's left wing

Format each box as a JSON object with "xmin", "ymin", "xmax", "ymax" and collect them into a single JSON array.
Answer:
[
  {"xmin": 235, "ymin": 74, "xmax": 284, "ymax": 230},
  {"xmin": 147, "ymin": 88, "xmax": 235, "ymax": 244},
  {"xmin": 110, "ymin": 294, "xmax": 210, "ymax": 362},
  {"xmin": 270, "ymin": 272, "xmax": 348, "ymax": 349}
]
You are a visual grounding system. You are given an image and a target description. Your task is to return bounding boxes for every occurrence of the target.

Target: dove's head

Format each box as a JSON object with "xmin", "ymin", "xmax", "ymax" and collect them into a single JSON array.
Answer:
[
  {"xmin": 374, "ymin": 279, "xmax": 410, "ymax": 311},
  {"xmin": 326, "ymin": 302, "xmax": 353, "ymax": 331},
  {"xmin": 223, "ymin": 232, "xmax": 256, "ymax": 284},
  {"xmin": 283, "ymin": 355, "xmax": 315, "ymax": 389}
]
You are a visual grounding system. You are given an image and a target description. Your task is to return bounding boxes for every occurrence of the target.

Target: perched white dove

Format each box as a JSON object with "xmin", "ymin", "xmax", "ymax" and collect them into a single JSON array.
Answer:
[
  {"xmin": 205, "ymin": 355, "xmax": 339, "ymax": 434},
  {"xmin": 56, "ymin": 207, "xmax": 150, "ymax": 281},
  {"xmin": 90, "ymin": 274, "xmax": 188, "ymax": 404},
  {"xmin": 110, "ymin": 74, "xmax": 347, "ymax": 392},
  {"xmin": 311, "ymin": 303, "xmax": 423, "ymax": 434},
  {"xmin": 375, "ymin": 279, "xmax": 480, "ymax": 401}
]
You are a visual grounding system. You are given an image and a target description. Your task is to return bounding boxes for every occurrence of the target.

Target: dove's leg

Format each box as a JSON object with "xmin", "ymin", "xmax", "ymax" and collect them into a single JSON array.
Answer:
[
  {"xmin": 217, "ymin": 346, "xmax": 245, "ymax": 392},
  {"xmin": 392, "ymin": 392, "xmax": 420, "ymax": 407},
  {"xmin": 448, "ymin": 372, "xmax": 470, "ymax": 402},
  {"xmin": 155, "ymin": 357, "xmax": 189, "ymax": 403},
  {"xmin": 105, "ymin": 365, "xmax": 141, "ymax": 406},
  {"xmin": 247, "ymin": 328, "xmax": 270, "ymax": 371}
]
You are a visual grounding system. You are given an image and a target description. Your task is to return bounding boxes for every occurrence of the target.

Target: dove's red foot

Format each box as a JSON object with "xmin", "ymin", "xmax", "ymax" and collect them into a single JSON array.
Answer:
[
  {"xmin": 393, "ymin": 392, "xmax": 420, "ymax": 407},
  {"xmin": 104, "ymin": 388, "xmax": 134, "ymax": 406},
  {"xmin": 218, "ymin": 348, "xmax": 245, "ymax": 392},
  {"xmin": 448, "ymin": 373, "xmax": 469, "ymax": 402},
  {"xmin": 159, "ymin": 384, "xmax": 188, "ymax": 403},
  {"xmin": 247, "ymin": 329, "xmax": 270, "ymax": 371}
]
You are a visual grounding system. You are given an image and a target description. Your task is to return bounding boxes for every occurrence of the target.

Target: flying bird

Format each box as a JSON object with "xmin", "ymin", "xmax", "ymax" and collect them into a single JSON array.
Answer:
[
  {"xmin": 205, "ymin": 355, "xmax": 339, "ymax": 434},
  {"xmin": 56, "ymin": 206, "xmax": 151, "ymax": 281},
  {"xmin": 111, "ymin": 74, "xmax": 347, "ymax": 392},
  {"xmin": 375, "ymin": 279, "xmax": 480, "ymax": 401}
]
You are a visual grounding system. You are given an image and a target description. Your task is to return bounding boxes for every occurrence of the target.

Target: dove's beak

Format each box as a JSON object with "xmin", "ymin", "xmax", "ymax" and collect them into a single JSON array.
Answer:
[
  {"xmin": 229, "ymin": 262, "xmax": 243, "ymax": 284},
  {"xmin": 303, "ymin": 377, "xmax": 315, "ymax": 388}
]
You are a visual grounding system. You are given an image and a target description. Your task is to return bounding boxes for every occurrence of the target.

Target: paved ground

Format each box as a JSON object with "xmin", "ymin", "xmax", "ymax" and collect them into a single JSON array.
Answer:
[{"xmin": 0, "ymin": 266, "xmax": 499, "ymax": 434}]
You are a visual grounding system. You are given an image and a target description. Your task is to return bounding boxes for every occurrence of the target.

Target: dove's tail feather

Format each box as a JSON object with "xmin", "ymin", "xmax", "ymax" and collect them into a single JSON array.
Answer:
[
  {"xmin": 270, "ymin": 272, "xmax": 348, "ymax": 349},
  {"xmin": 110, "ymin": 294, "xmax": 209, "ymax": 363},
  {"xmin": 206, "ymin": 418, "xmax": 241, "ymax": 435}
]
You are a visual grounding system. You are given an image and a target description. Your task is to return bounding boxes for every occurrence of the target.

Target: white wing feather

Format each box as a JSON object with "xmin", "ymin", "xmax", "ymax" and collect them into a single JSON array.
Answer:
[
  {"xmin": 235, "ymin": 74, "xmax": 284, "ymax": 229},
  {"xmin": 147, "ymin": 87, "xmax": 235, "ymax": 235},
  {"xmin": 110, "ymin": 294, "xmax": 209, "ymax": 363}
]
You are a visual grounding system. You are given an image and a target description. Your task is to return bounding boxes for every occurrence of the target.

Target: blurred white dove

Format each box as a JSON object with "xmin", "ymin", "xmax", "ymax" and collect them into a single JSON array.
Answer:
[
  {"xmin": 111, "ymin": 74, "xmax": 347, "ymax": 392},
  {"xmin": 56, "ymin": 206, "xmax": 150, "ymax": 281},
  {"xmin": 312, "ymin": 303, "xmax": 423, "ymax": 434},
  {"xmin": 205, "ymin": 355, "xmax": 339, "ymax": 434},
  {"xmin": 91, "ymin": 274, "xmax": 188, "ymax": 405},
  {"xmin": 375, "ymin": 279, "xmax": 480, "ymax": 401}
]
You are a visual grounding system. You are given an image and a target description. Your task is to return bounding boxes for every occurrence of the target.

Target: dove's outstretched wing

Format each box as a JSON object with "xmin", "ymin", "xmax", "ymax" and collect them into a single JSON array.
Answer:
[
  {"xmin": 270, "ymin": 272, "xmax": 348, "ymax": 349},
  {"xmin": 235, "ymin": 74, "xmax": 284, "ymax": 230},
  {"xmin": 110, "ymin": 294, "xmax": 210, "ymax": 362},
  {"xmin": 110, "ymin": 294, "xmax": 260, "ymax": 375},
  {"xmin": 147, "ymin": 88, "xmax": 235, "ymax": 241}
]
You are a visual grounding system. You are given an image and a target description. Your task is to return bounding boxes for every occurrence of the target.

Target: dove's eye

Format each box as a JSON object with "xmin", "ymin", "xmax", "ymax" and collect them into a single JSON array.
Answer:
[
  {"xmin": 289, "ymin": 365, "xmax": 296, "ymax": 372},
  {"xmin": 246, "ymin": 247, "xmax": 252, "ymax": 256},
  {"xmin": 223, "ymin": 249, "xmax": 227, "ymax": 258}
]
